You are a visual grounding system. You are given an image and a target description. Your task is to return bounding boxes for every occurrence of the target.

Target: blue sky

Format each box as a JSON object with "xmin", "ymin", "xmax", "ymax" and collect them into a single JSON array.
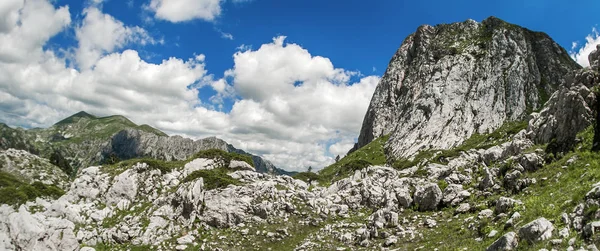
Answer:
[
  {"xmin": 1, "ymin": 0, "xmax": 599, "ymax": 171},
  {"xmin": 49, "ymin": 0, "xmax": 600, "ymax": 111}
]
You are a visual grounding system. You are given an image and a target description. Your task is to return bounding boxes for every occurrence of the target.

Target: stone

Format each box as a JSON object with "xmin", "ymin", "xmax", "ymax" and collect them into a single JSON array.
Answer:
[
  {"xmin": 518, "ymin": 217, "xmax": 554, "ymax": 243},
  {"xmin": 479, "ymin": 167, "xmax": 496, "ymax": 190},
  {"xmin": 518, "ymin": 153, "xmax": 544, "ymax": 172},
  {"xmin": 413, "ymin": 183, "xmax": 442, "ymax": 211},
  {"xmin": 228, "ymin": 160, "xmax": 255, "ymax": 172},
  {"xmin": 396, "ymin": 188, "xmax": 413, "ymax": 208},
  {"xmin": 494, "ymin": 197, "xmax": 522, "ymax": 214},
  {"xmin": 486, "ymin": 231, "xmax": 518, "ymax": 251},
  {"xmin": 584, "ymin": 221, "xmax": 600, "ymax": 238},
  {"xmin": 488, "ymin": 230, "xmax": 498, "ymax": 238},
  {"xmin": 455, "ymin": 203, "xmax": 471, "ymax": 214},
  {"xmin": 442, "ymin": 184, "xmax": 471, "ymax": 206},
  {"xmin": 478, "ymin": 209, "xmax": 494, "ymax": 219},
  {"xmin": 384, "ymin": 235, "xmax": 398, "ymax": 247}
]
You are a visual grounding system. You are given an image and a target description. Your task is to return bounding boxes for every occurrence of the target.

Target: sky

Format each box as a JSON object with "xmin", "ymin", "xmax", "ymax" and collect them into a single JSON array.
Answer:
[{"xmin": 0, "ymin": 0, "xmax": 599, "ymax": 172}]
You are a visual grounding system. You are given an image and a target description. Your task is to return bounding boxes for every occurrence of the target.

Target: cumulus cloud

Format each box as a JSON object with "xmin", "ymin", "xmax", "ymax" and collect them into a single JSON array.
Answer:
[
  {"xmin": 570, "ymin": 27, "xmax": 600, "ymax": 67},
  {"xmin": 0, "ymin": 0, "xmax": 70, "ymax": 63},
  {"xmin": 223, "ymin": 37, "xmax": 380, "ymax": 170},
  {"xmin": 0, "ymin": 0, "xmax": 381, "ymax": 172},
  {"xmin": 147, "ymin": 0, "xmax": 223, "ymax": 23},
  {"xmin": 75, "ymin": 7, "xmax": 158, "ymax": 69}
]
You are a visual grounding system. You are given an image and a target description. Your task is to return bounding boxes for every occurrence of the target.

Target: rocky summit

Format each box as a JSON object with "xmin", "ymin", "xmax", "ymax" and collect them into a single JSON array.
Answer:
[
  {"xmin": 355, "ymin": 16, "xmax": 580, "ymax": 159},
  {"xmin": 2, "ymin": 17, "xmax": 600, "ymax": 251}
]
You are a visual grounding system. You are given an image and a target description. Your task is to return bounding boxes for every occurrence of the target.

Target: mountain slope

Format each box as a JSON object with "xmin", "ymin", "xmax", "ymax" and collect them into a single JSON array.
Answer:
[
  {"xmin": 355, "ymin": 16, "xmax": 580, "ymax": 159},
  {"xmin": 0, "ymin": 112, "xmax": 289, "ymax": 175}
]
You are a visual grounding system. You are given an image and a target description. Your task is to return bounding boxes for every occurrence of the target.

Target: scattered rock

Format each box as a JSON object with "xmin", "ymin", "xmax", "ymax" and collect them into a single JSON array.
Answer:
[
  {"xmin": 486, "ymin": 231, "xmax": 518, "ymax": 251},
  {"xmin": 413, "ymin": 183, "xmax": 442, "ymax": 211},
  {"xmin": 518, "ymin": 217, "xmax": 554, "ymax": 243}
]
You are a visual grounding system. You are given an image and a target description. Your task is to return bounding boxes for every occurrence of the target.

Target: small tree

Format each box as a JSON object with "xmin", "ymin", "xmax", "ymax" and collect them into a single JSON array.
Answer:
[
  {"xmin": 307, "ymin": 166, "xmax": 313, "ymax": 173},
  {"xmin": 335, "ymin": 155, "xmax": 340, "ymax": 162}
]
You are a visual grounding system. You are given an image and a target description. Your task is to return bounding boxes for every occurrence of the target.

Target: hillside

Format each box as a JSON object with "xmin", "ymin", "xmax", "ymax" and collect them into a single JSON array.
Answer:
[{"xmin": 0, "ymin": 111, "xmax": 289, "ymax": 176}]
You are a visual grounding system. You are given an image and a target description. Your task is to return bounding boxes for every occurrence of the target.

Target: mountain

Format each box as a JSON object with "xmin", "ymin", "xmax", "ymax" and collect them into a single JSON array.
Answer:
[
  {"xmin": 354, "ymin": 17, "xmax": 580, "ymax": 159},
  {"xmin": 0, "ymin": 111, "xmax": 290, "ymax": 175},
  {"xmin": 2, "ymin": 18, "xmax": 600, "ymax": 251}
]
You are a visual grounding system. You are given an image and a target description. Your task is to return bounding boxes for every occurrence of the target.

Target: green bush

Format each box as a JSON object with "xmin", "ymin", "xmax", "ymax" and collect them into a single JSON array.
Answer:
[
  {"xmin": 192, "ymin": 149, "xmax": 254, "ymax": 168},
  {"xmin": 293, "ymin": 172, "xmax": 323, "ymax": 184},
  {"xmin": 182, "ymin": 168, "xmax": 241, "ymax": 190}
]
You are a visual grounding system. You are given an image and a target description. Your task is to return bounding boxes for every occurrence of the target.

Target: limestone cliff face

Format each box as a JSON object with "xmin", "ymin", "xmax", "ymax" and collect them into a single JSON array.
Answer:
[{"xmin": 356, "ymin": 17, "xmax": 580, "ymax": 158}]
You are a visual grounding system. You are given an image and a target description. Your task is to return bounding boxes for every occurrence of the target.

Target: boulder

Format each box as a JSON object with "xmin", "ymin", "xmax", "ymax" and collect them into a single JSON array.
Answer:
[
  {"xmin": 442, "ymin": 184, "xmax": 471, "ymax": 206},
  {"xmin": 228, "ymin": 160, "xmax": 255, "ymax": 171},
  {"xmin": 413, "ymin": 183, "xmax": 442, "ymax": 211},
  {"xmin": 518, "ymin": 217, "xmax": 554, "ymax": 243},
  {"xmin": 486, "ymin": 231, "xmax": 518, "ymax": 251},
  {"xmin": 495, "ymin": 197, "xmax": 522, "ymax": 214}
]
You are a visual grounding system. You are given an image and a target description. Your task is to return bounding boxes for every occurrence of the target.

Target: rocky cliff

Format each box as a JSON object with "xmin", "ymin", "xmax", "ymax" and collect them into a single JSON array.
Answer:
[{"xmin": 356, "ymin": 17, "xmax": 580, "ymax": 159}]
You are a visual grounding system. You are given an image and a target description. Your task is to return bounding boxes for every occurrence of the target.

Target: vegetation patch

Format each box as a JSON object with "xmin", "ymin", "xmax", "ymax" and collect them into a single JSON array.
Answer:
[
  {"xmin": 182, "ymin": 168, "xmax": 242, "ymax": 190},
  {"xmin": 0, "ymin": 171, "xmax": 64, "ymax": 206},
  {"xmin": 308, "ymin": 135, "xmax": 389, "ymax": 185},
  {"xmin": 192, "ymin": 149, "xmax": 254, "ymax": 168}
]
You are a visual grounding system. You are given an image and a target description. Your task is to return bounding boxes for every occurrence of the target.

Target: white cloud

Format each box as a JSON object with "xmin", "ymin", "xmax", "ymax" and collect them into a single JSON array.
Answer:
[
  {"xmin": 148, "ymin": 0, "xmax": 223, "ymax": 23},
  {"xmin": 223, "ymin": 37, "xmax": 380, "ymax": 170},
  {"xmin": 0, "ymin": 0, "xmax": 70, "ymax": 63},
  {"xmin": 215, "ymin": 28, "xmax": 234, "ymax": 40},
  {"xmin": 0, "ymin": 1, "xmax": 380, "ymax": 172},
  {"xmin": 570, "ymin": 27, "xmax": 600, "ymax": 67},
  {"xmin": 329, "ymin": 140, "xmax": 355, "ymax": 158},
  {"xmin": 75, "ymin": 7, "xmax": 158, "ymax": 69},
  {"xmin": 221, "ymin": 32, "xmax": 234, "ymax": 40}
]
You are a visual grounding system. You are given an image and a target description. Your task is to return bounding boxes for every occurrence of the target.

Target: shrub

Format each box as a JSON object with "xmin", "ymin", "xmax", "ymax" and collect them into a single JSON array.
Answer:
[{"xmin": 192, "ymin": 149, "xmax": 254, "ymax": 168}]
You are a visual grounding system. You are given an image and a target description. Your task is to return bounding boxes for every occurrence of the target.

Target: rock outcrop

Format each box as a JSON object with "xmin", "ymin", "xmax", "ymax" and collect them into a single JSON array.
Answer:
[{"xmin": 355, "ymin": 16, "xmax": 580, "ymax": 158}]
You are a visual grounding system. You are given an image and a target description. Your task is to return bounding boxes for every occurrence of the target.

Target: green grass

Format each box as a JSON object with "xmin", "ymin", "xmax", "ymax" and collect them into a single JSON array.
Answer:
[
  {"xmin": 101, "ymin": 149, "xmax": 254, "ymax": 177},
  {"xmin": 0, "ymin": 171, "xmax": 64, "ymax": 206},
  {"xmin": 311, "ymin": 135, "xmax": 389, "ymax": 185},
  {"xmin": 181, "ymin": 168, "xmax": 242, "ymax": 190},
  {"xmin": 191, "ymin": 149, "xmax": 254, "ymax": 168}
]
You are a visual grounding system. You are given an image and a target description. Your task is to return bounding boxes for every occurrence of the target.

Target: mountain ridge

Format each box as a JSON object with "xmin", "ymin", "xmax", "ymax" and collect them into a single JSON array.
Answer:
[{"xmin": 0, "ymin": 111, "xmax": 292, "ymax": 176}]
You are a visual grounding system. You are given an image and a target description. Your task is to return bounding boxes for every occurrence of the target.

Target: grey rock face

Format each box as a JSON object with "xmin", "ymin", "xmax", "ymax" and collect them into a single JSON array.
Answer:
[
  {"xmin": 518, "ymin": 217, "xmax": 554, "ymax": 243},
  {"xmin": 441, "ymin": 184, "xmax": 470, "ymax": 206},
  {"xmin": 356, "ymin": 16, "xmax": 579, "ymax": 158},
  {"xmin": 108, "ymin": 129, "xmax": 229, "ymax": 162},
  {"xmin": 590, "ymin": 45, "xmax": 600, "ymax": 71},
  {"xmin": 528, "ymin": 69, "xmax": 599, "ymax": 150},
  {"xmin": 486, "ymin": 231, "xmax": 518, "ymax": 251},
  {"xmin": 494, "ymin": 197, "xmax": 522, "ymax": 214},
  {"xmin": 413, "ymin": 183, "xmax": 442, "ymax": 211}
]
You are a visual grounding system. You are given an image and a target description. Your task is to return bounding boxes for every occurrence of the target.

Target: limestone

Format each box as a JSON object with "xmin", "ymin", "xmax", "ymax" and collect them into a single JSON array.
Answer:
[
  {"xmin": 355, "ymin": 17, "xmax": 579, "ymax": 158},
  {"xmin": 442, "ymin": 184, "xmax": 471, "ymax": 206},
  {"xmin": 413, "ymin": 183, "xmax": 442, "ymax": 211},
  {"xmin": 495, "ymin": 197, "xmax": 522, "ymax": 214},
  {"xmin": 518, "ymin": 217, "xmax": 554, "ymax": 243},
  {"xmin": 590, "ymin": 45, "xmax": 600, "ymax": 71},
  {"xmin": 528, "ymin": 70, "xmax": 597, "ymax": 150},
  {"xmin": 486, "ymin": 231, "xmax": 518, "ymax": 251}
]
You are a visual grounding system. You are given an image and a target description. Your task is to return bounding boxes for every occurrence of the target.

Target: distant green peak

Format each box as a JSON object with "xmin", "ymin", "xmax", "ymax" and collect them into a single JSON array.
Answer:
[{"xmin": 54, "ymin": 111, "xmax": 96, "ymax": 126}]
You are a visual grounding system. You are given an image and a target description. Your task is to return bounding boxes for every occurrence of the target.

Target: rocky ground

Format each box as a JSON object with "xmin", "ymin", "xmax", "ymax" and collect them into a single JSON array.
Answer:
[{"xmin": 3, "ymin": 120, "xmax": 600, "ymax": 250}]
